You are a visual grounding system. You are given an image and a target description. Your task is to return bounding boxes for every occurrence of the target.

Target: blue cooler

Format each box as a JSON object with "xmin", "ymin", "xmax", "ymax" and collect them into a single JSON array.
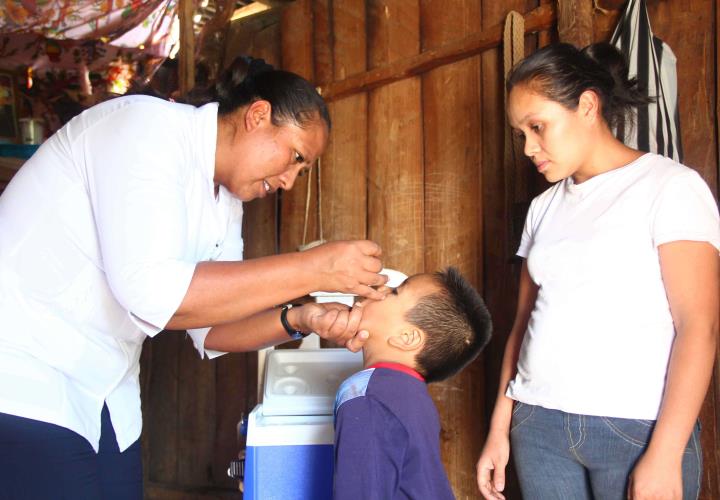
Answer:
[{"xmin": 244, "ymin": 348, "xmax": 363, "ymax": 500}]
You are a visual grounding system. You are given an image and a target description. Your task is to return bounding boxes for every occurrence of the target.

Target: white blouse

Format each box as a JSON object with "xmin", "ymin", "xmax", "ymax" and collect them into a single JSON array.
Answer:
[{"xmin": 0, "ymin": 96, "xmax": 243, "ymax": 452}]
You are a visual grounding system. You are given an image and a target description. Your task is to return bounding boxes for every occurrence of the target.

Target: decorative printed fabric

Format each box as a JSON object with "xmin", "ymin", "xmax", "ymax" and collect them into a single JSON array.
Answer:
[
  {"xmin": 611, "ymin": 0, "xmax": 683, "ymax": 162},
  {"xmin": 0, "ymin": 1, "xmax": 177, "ymax": 56}
]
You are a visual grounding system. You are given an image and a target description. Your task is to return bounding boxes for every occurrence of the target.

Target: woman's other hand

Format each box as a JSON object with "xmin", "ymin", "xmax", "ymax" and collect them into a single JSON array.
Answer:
[
  {"xmin": 477, "ymin": 428, "xmax": 510, "ymax": 500},
  {"xmin": 627, "ymin": 451, "xmax": 682, "ymax": 500},
  {"xmin": 288, "ymin": 302, "xmax": 369, "ymax": 352},
  {"xmin": 307, "ymin": 240, "xmax": 388, "ymax": 300}
]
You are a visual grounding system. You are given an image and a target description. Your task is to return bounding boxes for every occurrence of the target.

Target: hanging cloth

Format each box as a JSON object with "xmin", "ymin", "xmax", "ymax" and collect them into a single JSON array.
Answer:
[
  {"xmin": 610, "ymin": 0, "xmax": 682, "ymax": 162},
  {"xmin": 0, "ymin": 1, "xmax": 177, "ymax": 56}
]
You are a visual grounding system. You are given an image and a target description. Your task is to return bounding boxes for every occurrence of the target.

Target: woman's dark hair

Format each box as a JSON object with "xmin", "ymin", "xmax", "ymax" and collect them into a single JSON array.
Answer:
[
  {"xmin": 507, "ymin": 42, "xmax": 651, "ymax": 130},
  {"xmin": 185, "ymin": 55, "xmax": 330, "ymax": 130}
]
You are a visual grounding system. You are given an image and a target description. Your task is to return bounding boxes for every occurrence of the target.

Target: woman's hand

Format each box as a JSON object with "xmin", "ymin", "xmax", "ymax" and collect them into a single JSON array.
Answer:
[
  {"xmin": 306, "ymin": 240, "xmax": 388, "ymax": 300},
  {"xmin": 477, "ymin": 428, "xmax": 511, "ymax": 500},
  {"xmin": 627, "ymin": 451, "xmax": 682, "ymax": 500},
  {"xmin": 288, "ymin": 302, "xmax": 369, "ymax": 352}
]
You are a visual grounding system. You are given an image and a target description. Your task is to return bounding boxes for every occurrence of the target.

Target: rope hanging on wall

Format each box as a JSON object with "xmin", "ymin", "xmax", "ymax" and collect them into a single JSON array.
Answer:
[
  {"xmin": 502, "ymin": 10, "xmax": 527, "ymax": 254},
  {"xmin": 298, "ymin": 158, "xmax": 326, "ymax": 251},
  {"xmin": 503, "ymin": 10, "xmax": 525, "ymax": 173}
]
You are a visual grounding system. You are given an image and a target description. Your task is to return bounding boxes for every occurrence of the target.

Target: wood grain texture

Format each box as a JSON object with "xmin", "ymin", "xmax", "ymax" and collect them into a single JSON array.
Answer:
[
  {"xmin": 177, "ymin": 339, "xmax": 216, "ymax": 487},
  {"xmin": 178, "ymin": 0, "xmax": 195, "ymax": 95},
  {"xmin": 279, "ymin": 0, "xmax": 318, "ymax": 252},
  {"xmin": 420, "ymin": 0, "xmax": 484, "ymax": 496},
  {"xmin": 318, "ymin": 3, "xmax": 555, "ymax": 101},
  {"xmin": 557, "ymin": 0, "xmax": 593, "ymax": 47},
  {"xmin": 320, "ymin": 0, "xmax": 368, "ymax": 243},
  {"xmin": 313, "ymin": 0, "xmax": 334, "ymax": 86},
  {"xmin": 145, "ymin": 333, "xmax": 182, "ymax": 484},
  {"xmin": 366, "ymin": 0, "xmax": 422, "ymax": 273}
]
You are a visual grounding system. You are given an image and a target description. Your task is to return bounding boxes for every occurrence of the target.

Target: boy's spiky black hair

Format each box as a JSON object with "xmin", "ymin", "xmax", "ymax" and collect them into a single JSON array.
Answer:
[{"xmin": 407, "ymin": 267, "xmax": 492, "ymax": 383}]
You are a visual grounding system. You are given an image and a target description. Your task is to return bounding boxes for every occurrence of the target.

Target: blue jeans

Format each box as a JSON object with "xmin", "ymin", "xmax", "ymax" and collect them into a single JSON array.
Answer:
[
  {"xmin": 0, "ymin": 404, "xmax": 142, "ymax": 500},
  {"xmin": 510, "ymin": 403, "xmax": 702, "ymax": 500}
]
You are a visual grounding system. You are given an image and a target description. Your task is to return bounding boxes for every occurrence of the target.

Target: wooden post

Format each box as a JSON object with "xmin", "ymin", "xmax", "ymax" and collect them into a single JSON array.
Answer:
[
  {"xmin": 279, "ymin": 0, "xmax": 316, "ymax": 253},
  {"xmin": 321, "ymin": 0, "xmax": 368, "ymax": 244},
  {"xmin": 367, "ymin": 0, "xmax": 424, "ymax": 274},
  {"xmin": 420, "ymin": 1, "xmax": 482, "ymax": 495},
  {"xmin": 557, "ymin": 0, "xmax": 593, "ymax": 47},
  {"xmin": 179, "ymin": 0, "xmax": 195, "ymax": 94}
]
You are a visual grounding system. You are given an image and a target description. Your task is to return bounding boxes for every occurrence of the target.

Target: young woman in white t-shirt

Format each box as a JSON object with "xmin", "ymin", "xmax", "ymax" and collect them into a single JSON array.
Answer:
[{"xmin": 476, "ymin": 43, "xmax": 719, "ymax": 500}]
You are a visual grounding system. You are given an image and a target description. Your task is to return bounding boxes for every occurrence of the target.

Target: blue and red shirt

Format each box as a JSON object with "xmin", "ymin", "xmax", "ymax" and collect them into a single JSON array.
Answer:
[{"xmin": 333, "ymin": 363, "xmax": 455, "ymax": 499}]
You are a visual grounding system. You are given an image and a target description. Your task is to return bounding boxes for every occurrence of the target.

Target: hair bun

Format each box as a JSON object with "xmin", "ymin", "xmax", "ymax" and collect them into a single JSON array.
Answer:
[
  {"xmin": 581, "ymin": 43, "xmax": 630, "ymax": 91},
  {"xmin": 215, "ymin": 56, "xmax": 274, "ymax": 102},
  {"xmin": 244, "ymin": 56, "xmax": 274, "ymax": 78}
]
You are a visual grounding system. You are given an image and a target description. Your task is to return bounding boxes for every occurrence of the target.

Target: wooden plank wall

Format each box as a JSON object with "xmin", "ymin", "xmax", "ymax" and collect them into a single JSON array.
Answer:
[
  {"xmin": 420, "ymin": 1, "xmax": 483, "ymax": 493},
  {"xmin": 135, "ymin": 0, "xmax": 720, "ymax": 498},
  {"xmin": 277, "ymin": 1, "xmax": 548, "ymax": 498}
]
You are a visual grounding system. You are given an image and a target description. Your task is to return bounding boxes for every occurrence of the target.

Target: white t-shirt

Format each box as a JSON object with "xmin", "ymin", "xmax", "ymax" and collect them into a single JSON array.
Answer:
[
  {"xmin": 507, "ymin": 153, "xmax": 720, "ymax": 419},
  {"xmin": 0, "ymin": 95, "xmax": 243, "ymax": 451}
]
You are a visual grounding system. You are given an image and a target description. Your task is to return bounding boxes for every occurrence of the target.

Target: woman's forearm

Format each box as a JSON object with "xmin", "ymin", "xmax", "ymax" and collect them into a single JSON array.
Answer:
[
  {"xmin": 489, "ymin": 326, "xmax": 527, "ymax": 432},
  {"xmin": 167, "ymin": 252, "xmax": 316, "ymax": 330},
  {"xmin": 203, "ymin": 307, "xmax": 291, "ymax": 352},
  {"xmin": 166, "ymin": 240, "xmax": 385, "ymax": 330},
  {"xmin": 489, "ymin": 261, "xmax": 538, "ymax": 433},
  {"xmin": 647, "ymin": 322, "xmax": 716, "ymax": 458}
]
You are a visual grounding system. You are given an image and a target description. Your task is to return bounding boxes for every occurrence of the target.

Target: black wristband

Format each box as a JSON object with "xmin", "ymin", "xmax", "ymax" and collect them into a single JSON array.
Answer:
[{"xmin": 280, "ymin": 305, "xmax": 309, "ymax": 340}]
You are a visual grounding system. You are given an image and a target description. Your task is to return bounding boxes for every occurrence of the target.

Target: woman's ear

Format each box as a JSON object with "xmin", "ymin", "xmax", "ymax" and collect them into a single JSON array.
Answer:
[
  {"xmin": 578, "ymin": 89, "xmax": 601, "ymax": 123},
  {"xmin": 388, "ymin": 329, "xmax": 424, "ymax": 351},
  {"xmin": 244, "ymin": 99, "xmax": 272, "ymax": 131}
]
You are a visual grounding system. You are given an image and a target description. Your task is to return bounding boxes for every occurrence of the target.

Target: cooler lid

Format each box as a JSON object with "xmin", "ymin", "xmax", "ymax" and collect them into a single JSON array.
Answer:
[{"xmin": 262, "ymin": 349, "xmax": 363, "ymax": 416}]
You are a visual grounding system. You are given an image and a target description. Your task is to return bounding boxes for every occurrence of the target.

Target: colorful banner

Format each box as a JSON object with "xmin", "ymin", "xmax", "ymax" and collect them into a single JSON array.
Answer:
[{"xmin": 0, "ymin": 1, "xmax": 178, "ymax": 54}]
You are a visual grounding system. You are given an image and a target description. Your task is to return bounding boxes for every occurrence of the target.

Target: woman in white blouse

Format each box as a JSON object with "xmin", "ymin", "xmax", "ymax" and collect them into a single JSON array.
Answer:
[{"xmin": 0, "ymin": 56, "xmax": 387, "ymax": 498}]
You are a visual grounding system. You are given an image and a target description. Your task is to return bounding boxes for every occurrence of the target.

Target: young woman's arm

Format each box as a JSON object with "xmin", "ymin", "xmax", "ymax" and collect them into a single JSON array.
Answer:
[
  {"xmin": 629, "ymin": 241, "xmax": 719, "ymax": 499},
  {"xmin": 477, "ymin": 261, "xmax": 539, "ymax": 500}
]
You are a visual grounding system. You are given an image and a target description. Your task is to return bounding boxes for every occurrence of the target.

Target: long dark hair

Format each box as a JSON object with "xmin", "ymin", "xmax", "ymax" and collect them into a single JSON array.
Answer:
[
  {"xmin": 185, "ymin": 56, "xmax": 330, "ymax": 130},
  {"xmin": 507, "ymin": 42, "xmax": 651, "ymax": 131}
]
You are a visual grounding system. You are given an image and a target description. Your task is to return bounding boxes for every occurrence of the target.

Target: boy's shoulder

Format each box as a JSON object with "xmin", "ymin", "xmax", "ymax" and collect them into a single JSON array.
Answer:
[
  {"xmin": 334, "ymin": 366, "xmax": 430, "ymax": 416},
  {"xmin": 335, "ymin": 368, "xmax": 375, "ymax": 412}
]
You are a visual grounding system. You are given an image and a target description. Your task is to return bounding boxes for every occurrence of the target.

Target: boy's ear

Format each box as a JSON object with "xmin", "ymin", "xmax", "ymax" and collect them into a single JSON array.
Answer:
[{"xmin": 387, "ymin": 328, "xmax": 424, "ymax": 351}]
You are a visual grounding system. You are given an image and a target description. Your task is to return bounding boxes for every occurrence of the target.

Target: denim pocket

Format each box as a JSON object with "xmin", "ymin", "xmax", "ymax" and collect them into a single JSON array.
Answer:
[
  {"xmin": 510, "ymin": 402, "xmax": 534, "ymax": 433},
  {"xmin": 600, "ymin": 417, "xmax": 655, "ymax": 448}
]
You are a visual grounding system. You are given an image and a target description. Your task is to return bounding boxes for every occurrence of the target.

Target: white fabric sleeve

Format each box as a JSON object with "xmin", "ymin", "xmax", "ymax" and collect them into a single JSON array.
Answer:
[
  {"xmin": 517, "ymin": 197, "xmax": 539, "ymax": 258},
  {"xmin": 187, "ymin": 328, "xmax": 226, "ymax": 359},
  {"xmin": 651, "ymin": 169, "xmax": 720, "ymax": 251},
  {"xmin": 76, "ymin": 103, "xmax": 197, "ymax": 335}
]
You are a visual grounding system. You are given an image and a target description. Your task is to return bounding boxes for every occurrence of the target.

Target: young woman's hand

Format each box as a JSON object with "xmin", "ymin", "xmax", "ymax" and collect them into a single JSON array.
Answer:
[
  {"xmin": 306, "ymin": 240, "xmax": 388, "ymax": 300},
  {"xmin": 627, "ymin": 451, "xmax": 682, "ymax": 500},
  {"xmin": 288, "ymin": 302, "xmax": 369, "ymax": 351},
  {"xmin": 476, "ymin": 428, "xmax": 511, "ymax": 500}
]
